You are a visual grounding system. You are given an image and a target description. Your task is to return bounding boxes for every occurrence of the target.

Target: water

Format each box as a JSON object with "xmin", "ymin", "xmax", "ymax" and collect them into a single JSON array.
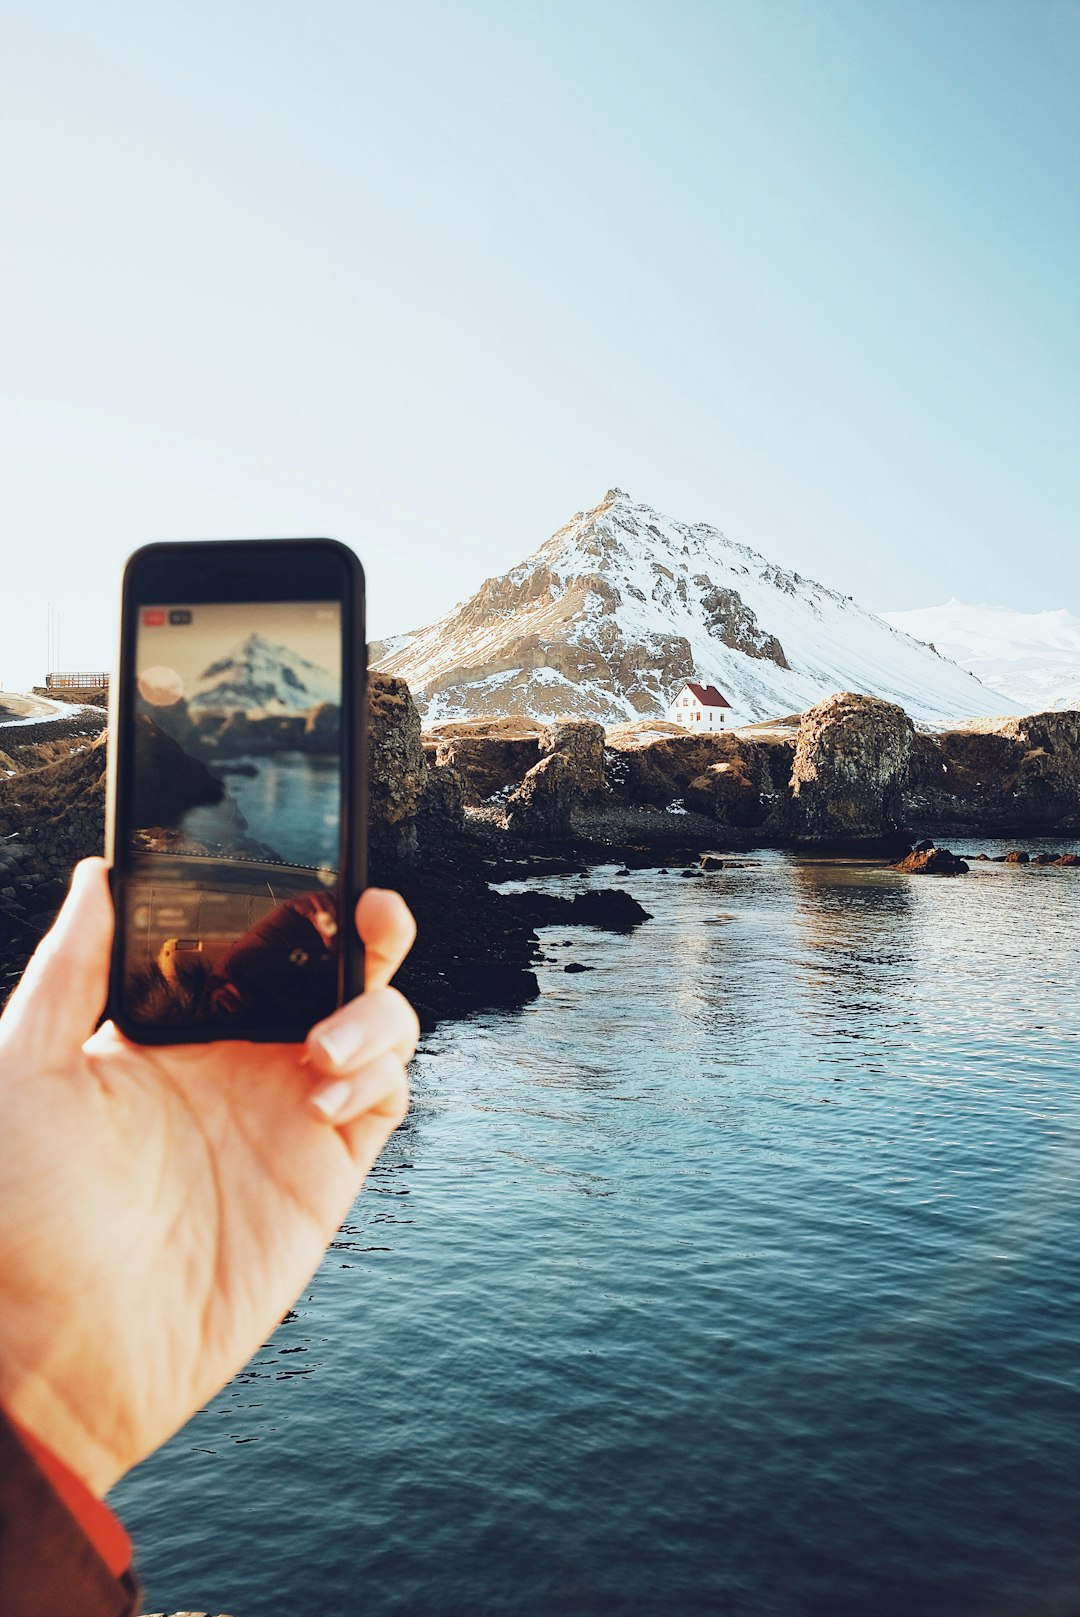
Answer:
[
  {"xmin": 184, "ymin": 752, "xmax": 339, "ymax": 868},
  {"xmin": 112, "ymin": 843, "xmax": 1080, "ymax": 1617}
]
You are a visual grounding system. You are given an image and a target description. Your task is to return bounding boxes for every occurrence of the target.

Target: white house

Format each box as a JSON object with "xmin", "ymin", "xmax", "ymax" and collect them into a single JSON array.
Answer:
[{"xmin": 666, "ymin": 681, "xmax": 732, "ymax": 732}]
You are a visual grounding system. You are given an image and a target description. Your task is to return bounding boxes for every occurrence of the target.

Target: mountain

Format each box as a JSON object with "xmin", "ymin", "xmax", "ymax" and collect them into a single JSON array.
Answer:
[
  {"xmin": 880, "ymin": 600, "xmax": 1080, "ymax": 713},
  {"xmin": 376, "ymin": 489, "xmax": 1012, "ymax": 727},
  {"xmin": 188, "ymin": 632, "xmax": 338, "ymax": 714}
]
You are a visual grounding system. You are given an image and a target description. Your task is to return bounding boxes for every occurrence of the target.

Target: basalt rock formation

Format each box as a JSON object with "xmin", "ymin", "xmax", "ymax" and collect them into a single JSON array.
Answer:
[
  {"xmin": 906, "ymin": 711, "xmax": 1080, "ymax": 838},
  {"xmin": 504, "ymin": 720, "xmax": 607, "ymax": 837},
  {"xmin": 786, "ymin": 693, "xmax": 915, "ymax": 845}
]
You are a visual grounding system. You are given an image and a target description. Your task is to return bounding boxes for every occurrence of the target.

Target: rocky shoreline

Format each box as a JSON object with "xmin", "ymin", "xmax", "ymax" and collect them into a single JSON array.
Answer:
[{"xmin": 2, "ymin": 679, "xmax": 1078, "ymax": 1021}]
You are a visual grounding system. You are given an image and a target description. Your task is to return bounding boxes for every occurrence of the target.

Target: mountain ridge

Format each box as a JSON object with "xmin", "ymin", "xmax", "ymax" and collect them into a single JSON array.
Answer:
[
  {"xmin": 881, "ymin": 599, "xmax": 1080, "ymax": 714},
  {"xmin": 376, "ymin": 489, "xmax": 1015, "ymax": 727}
]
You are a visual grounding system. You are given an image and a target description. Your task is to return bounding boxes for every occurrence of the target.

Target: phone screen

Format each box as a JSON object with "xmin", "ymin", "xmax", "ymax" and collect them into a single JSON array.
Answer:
[{"xmin": 118, "ymin": 594, "xmax": 348, "ymax": 1031}]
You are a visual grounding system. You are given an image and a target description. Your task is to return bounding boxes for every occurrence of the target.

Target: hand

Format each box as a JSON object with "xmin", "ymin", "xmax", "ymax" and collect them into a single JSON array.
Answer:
[{"xmin": 0, "ymin": 858, "xmax": 418, "ymax": 1496}]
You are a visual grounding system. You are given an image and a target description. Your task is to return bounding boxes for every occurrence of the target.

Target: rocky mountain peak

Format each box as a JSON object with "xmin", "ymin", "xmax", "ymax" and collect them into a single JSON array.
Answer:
[{"xmin": 376, "ymin": 492, "xmax": 1010, "ymax": 727}]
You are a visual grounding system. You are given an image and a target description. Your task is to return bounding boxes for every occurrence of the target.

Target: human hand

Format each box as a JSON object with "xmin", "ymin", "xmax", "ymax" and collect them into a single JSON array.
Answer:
[{"xmin": 0, "ymin": 858, "xmax": 418, "ymax": 1496}]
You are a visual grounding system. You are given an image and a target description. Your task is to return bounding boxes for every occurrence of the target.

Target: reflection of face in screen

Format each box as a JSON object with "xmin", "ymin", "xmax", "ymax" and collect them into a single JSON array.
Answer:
[{"xmin": 123, "ymin": 601, "xmax": 343, "ymax": 1028}]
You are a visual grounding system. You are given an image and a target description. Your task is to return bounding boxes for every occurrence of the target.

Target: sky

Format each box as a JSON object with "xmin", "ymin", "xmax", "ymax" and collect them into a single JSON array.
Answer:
[{"xmin": 1, "ymin": 0, "xmax": 1077, "ymax": 690}]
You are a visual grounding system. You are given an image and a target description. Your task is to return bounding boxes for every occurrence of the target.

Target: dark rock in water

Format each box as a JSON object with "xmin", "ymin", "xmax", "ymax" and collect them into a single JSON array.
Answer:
[
  {"xmin": 658, "ymin": 868, "xmax": 669, "ymax": 875},
  {"xmin": 1004, "ymin": 849, "xmax": 1030, "ymax": 863},
  {"xmin": 700, "ymin": 854, "xmax": 726, "ymax": 870},
  {"xmin": 788, "ymin": 692, "xmax": 915, "ymax": 845},
  {"xmin": 973, "ymin": 853, "xmax": 992, "ymax": 861},
  {"xmin": 680, "ymin": 868, "xmax": 700, "ymax": 878},
  {"xmin": 615, "ymin": 866, "xmax": 631, "ymax": 876},
  {"xmin": 1030, "ymin": 852, "xmax": 1059, "ymax": 865},
  {"xmin": 891, "ymin": 846, "xmax": 969, "ymax": 876},
  {"xmin": 914, "ymin": 838, "xmax": 935, "ymax": 852},
  {"xmin": 1054, "ymin": 853, "xmax": 1080, "ymax": 866},
  {"xmin": 499, "ymin": 887, "xmax": 651, "ymax": 935},
  {"xmin": 564, "ymin": 961, "xmax": 593, "ymax": 973},
  {"xmin": 132, "ymin": 716, "xmax": 225, "ymax": 828}
]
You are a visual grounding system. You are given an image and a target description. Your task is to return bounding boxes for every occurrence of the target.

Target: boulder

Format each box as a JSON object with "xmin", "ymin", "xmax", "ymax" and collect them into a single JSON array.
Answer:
[
  {"xmin": 788, "ymin": 693, "xmax": 915, "ymax": 844},
  {"xmin": 505, "ymin": 720, "xmax": 607, "ymax": 838},
  {"xmin": 1003, "ymin": 849, "xmax": 1030, "ymax": 863},
  {"xmin": 891, "ymin": 846, "xmax": 969, "ymax": 875},
  {"xmin": 1055, "ymin": 853, "xmax": 1080, "ymax": 866},
  {"xmin": 498, "ymin": 887, "xmax": 651, "ymax": 933}
]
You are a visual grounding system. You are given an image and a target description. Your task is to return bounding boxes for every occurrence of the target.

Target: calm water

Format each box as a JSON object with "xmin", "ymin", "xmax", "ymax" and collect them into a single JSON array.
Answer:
[
  {"xmin": 112, "ymin": 844, "xmax": 1080, "ymax": 1617},
  {"xmin": 184, "ymin": 752, "xmax": 339, "ymax": 868}
]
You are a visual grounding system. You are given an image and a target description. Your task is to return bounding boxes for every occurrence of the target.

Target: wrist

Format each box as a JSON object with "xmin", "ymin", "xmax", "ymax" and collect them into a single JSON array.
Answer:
[{"xmin": 0, "ymin": 1367, "xmax": 126, "ymax": 1499}]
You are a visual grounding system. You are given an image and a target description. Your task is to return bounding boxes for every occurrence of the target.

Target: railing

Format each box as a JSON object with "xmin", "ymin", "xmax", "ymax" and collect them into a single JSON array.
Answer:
[{"xmin": 45, "ymin": 672, "xmax": 110, "ymax": 690}]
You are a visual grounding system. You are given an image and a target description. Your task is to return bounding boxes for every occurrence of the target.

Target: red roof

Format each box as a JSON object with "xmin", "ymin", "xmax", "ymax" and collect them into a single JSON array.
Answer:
[{"xmin": 685, "ymin": 682, "xmax": 731, "ymax": 708}]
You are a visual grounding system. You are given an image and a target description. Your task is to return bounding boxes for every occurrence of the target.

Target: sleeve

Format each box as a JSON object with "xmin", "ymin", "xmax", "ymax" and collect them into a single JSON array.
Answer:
[{"xmin": 0, "ymin": 1407, "xmax": 140, "ymax": 1617}]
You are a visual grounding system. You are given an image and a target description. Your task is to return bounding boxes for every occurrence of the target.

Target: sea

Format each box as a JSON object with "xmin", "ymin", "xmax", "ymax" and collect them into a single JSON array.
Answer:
[
  {"xmin": 111, "ymin": 841, "xmax": 1080, "ymax": 1617},
  {"xmin": 184, "ymin": 752, "xmax": 341, "ymax": 869}
]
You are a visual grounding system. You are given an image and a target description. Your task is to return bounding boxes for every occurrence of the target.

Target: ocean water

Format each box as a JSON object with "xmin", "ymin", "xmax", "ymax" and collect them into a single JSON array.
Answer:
[
  {"xmin": 184, "ymin": 752, "xmax": 340, "ymax": 869},
  {"xmin": 112, "ymin": 844, "xmax": 1080, "ymax": 1617}
]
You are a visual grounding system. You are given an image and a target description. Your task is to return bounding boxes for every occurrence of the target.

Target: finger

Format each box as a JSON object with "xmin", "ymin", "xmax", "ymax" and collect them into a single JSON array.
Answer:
[
  {"xmin": 307, "ymin": 1049, "xmax": 410, "ymax": 1132},
  {"xmin": 357, "ymin": 887, "xmax": 416, "ymax": 992},
  {"xmin": 305, "ymin": 985, "xmax": 420, "ymax": 1096},
  {"xmin": 0, "ymin": 858, "xmax": 114, "ymax": 1064}
]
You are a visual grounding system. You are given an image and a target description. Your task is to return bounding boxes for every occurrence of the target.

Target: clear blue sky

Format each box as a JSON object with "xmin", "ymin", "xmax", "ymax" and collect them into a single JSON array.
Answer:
[{"xmin": 1, "ymin": 0, "xmax": 1077, "ymax": 688}]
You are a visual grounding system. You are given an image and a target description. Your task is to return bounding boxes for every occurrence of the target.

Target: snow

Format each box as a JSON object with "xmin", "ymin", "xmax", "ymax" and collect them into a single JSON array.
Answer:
[
  {"xmin": 189, "ymin": 632, "xmax": 338, "ymax": 714},
  {"xmin": 380, "ymin": 490, "xmax": 1017, "ymax": 726},
  {"xmin": 880, "ymin": 600, "xmax": 1080, "ymax": 713}
]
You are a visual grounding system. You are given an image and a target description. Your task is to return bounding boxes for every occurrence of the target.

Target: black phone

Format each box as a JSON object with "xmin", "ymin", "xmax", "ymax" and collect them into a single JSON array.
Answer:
[{"xmin": 105, "ymin": 538, "xmax": 366, "ymax": 1043}]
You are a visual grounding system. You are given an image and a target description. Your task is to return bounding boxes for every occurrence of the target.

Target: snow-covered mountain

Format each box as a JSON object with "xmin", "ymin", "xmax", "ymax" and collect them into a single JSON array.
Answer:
[
  {"xmin": 880, "ymin": 600, "xmax": 1080, "ymax": 713},
  {"xmin": 189, "ymin": 633, "xmax": 337, "ymax": 714},
  {"xmin": 375, "ymin": 489, "xmax": 1012, "ymax": 727}
]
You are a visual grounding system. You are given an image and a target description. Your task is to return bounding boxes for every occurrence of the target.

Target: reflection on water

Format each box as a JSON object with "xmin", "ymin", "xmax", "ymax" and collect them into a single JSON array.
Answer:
[{"xmin": 114, "ymin": 846, "xmax": 1080, "ymax": 1617}]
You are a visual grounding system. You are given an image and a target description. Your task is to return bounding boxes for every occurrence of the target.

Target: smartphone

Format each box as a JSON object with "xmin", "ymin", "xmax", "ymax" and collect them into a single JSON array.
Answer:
[{"xmin": 106, "ymin": 539, "xmax": 366, "ymax": 1043}]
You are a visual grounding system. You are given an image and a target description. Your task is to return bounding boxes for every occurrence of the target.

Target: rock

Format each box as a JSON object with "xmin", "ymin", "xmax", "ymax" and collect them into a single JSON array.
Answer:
[
  {"xmin": 1054, "ymin": 853, "xmax": 1080, "ymax": 866},
  {"xmin": 891, "ymin": 846, "xmax": 969, "ymax": 875},
  {"xmin": 1003, "ymin": 849, "xmax": 1030, "ymax": 863},
  {"xmin": 605, "ymin": 726, "xmax": 785, "ymax": 829},
  {"xmin": 905, "ymin": 710, "xmax": 1080, "ymax": 838},
  {"xmin": 564, "ymin": 961, "xmax": 593, "ymax": 973},
  {"xmin": 368, "ymin": 672, "xmax": 430, "ymax": 863},
  {"xmin": 304, "ymin": 701, "xmax": 342, "ymax": 749},
  {"xmin": 505, "ymin": 720, "xmax": 607, "ymax": 837},
  {"xmin": 788, "ymin": 693, "xmax": 915, "ymax": 844},
  {"xmin": 499, "ymin": 887, "xmax": 651, "ymax": 934},
  {"xmin": 132, "ymin": 716, "xmax": 226, "ymax": 827},
  {"xmin": 914, "ymin": 838, "xmax": 935, "ymax": 852},
  {"xmin": 426, "ymin": 716, "xmax": 548, "ymax": 804},
  {"xmin": 700, "ymin": 854, "xmax": 725, "ymax": 869},
  {"xmin": 679, "ymin": 868, "xmax": 700, "ymax": 877},
  {"xmin": 1030, "ymin": 852, "xmax": 1059, "ymax": 865}
]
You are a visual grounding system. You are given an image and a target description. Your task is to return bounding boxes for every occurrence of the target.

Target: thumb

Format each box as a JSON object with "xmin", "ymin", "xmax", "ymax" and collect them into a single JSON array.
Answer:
[{"xmin": 0, "ymin": 858, "xmax": 114, "ymax": 1065}]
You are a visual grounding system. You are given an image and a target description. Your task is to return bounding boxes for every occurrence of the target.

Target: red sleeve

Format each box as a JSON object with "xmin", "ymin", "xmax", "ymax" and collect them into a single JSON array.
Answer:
[
  {"xmin": 8, "ymin": 1415, "xmax": 132, "ymax": 1578},
  {"xmin": 0, "ymin": 1408, "xmax": 138, "ymax": 1617}
]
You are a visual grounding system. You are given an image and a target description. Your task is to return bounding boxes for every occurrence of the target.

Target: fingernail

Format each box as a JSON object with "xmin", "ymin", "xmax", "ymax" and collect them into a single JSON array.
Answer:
[
  {"xmin": 310, "ymin": 1078, "xmax": 352, "ymax": 1120},
  {"xmin": 313, "ymin": 1021, "xmax": 365, "ymax": 1070}
]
